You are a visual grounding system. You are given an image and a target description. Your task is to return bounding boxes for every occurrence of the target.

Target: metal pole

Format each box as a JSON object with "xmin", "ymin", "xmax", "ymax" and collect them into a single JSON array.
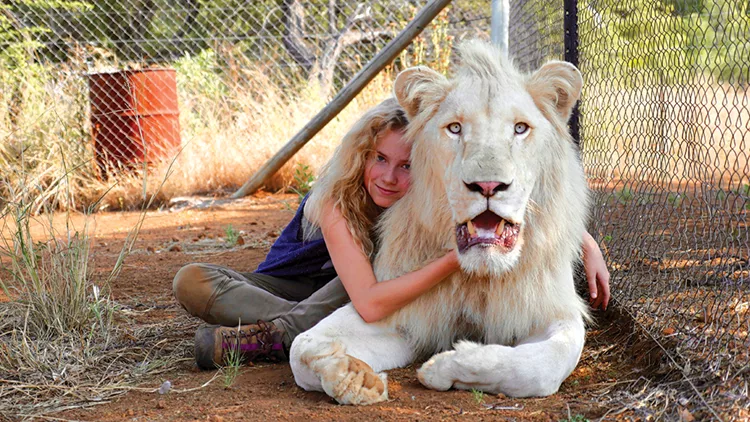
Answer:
[
  {"xmin": 490, "ymin": 0, "xmax": 510, "ymax": 56},
  {"xmin": 232, "ymin": 0, "xmax": 453, "ymax": 198},
  {"xmin": 564, "ymin": 0, "xmax": 581, "ymax": 145}
]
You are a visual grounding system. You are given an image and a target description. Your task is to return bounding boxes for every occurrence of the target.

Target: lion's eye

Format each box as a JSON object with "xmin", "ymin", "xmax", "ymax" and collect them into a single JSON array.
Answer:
[
  {"xmin": 514, "ymin": 122, "xmax": 529, "ymax": 135},
  {"xmin": 447, "ymin": 123, "xmax": 462, "ymax": 135}
]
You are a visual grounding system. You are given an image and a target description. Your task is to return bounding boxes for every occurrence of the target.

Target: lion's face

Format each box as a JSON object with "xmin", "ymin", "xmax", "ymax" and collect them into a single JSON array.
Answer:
[
  {"xmin": 428, "ymin": 81, "xmax": 553, "ymax": 275},
  {"xmin": 395, "ymin": 42, "xmax": 582, "ymax": 277}
]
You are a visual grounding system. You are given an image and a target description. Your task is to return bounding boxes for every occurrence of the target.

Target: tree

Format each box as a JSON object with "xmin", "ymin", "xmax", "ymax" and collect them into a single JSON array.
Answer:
[{"xmin": 280, "ymin": 0, "xmax": 398, "ymax": 96}]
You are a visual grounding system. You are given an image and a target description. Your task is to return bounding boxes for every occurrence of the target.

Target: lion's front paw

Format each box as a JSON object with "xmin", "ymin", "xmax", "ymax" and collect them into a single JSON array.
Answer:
[
  {"xmin": 417, "ymin": 350, "xmax": 456, "ymax": 391},
  {"xmin": 320, "ymin": 354, "xmax": 387, "ymax": 405}
]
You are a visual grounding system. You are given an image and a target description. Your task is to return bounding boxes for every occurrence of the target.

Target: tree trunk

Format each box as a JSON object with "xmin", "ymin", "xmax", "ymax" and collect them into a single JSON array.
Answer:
[{"xmin": 281, "ymin": 0, "xmax": 315, "ymax": 73}]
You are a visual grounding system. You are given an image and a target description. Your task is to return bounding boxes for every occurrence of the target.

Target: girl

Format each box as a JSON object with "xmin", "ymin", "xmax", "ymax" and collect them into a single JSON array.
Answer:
[{"xmin": 173, "ymin": 98, "xmax": 610, "ymax": 369}]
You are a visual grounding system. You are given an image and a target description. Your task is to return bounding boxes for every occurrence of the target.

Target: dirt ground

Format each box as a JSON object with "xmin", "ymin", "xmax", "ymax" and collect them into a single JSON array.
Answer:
[{"xmin": 30, "ymin": 193, "xmax": 652, "ymax": 422}]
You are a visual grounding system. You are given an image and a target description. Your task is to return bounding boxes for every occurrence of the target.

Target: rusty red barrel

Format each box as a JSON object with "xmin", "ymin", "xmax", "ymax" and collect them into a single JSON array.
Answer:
[{"xmin": 88, "ymin": 69, "xmax": 181, "ymax": 171}]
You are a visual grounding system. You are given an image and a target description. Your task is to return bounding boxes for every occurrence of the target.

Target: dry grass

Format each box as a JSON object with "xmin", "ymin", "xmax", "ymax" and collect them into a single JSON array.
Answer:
[
  {"xmin": 0, "ymin": 137, "xmax": 195, "ymax": 420},
  {"xmin": 0, "ymin": 49, "xmax": 397, "ymax": 213},
  {"xmin": 0, "ymin": 200, "xmax": 204, "ymax": 420},
  {"xmin": 0, "ymin": 305, "xmax": 199, "ymax": 420},
  {"xmin": 0, "ymin": 216, "xmax": 196, "ymax": 421},
  {"xmin": 107, "ymin": 65, "xmax": 397, "ymax": 210}
]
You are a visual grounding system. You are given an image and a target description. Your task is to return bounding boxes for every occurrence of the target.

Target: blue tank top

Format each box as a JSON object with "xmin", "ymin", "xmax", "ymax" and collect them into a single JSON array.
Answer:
[{"xmin": 255, "ymin": 195, "xmax": 335, "ymax": 281}]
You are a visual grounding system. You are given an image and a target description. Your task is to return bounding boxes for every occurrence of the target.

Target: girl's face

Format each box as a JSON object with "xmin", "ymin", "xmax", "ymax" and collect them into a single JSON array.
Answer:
[{"xmin": 364, "ymin": 128, "xmax": 411, "ymax": 208}]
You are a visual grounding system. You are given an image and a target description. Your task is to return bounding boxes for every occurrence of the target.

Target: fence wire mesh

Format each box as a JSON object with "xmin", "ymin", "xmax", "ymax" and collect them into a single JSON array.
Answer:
[
  {"xmin": 3, "ymin": 0, "xmax": 748, "ymax": 419},
  {"xmin": 0, "ymin": 1, "xmax": 487, "ymax": 211},
  {"xmin": 509, "ymin": 0, "xmax": 564, "ymax": 71},
  {"xmin": 512, "ymin": 0, "xmax": 749, "ymax": 419}
]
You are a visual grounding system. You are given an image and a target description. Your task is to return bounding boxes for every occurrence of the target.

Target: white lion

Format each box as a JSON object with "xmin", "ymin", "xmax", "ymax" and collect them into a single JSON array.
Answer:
[{"xmin": 289, "ymin": 39, "xmax": 591, "ymax": 405}]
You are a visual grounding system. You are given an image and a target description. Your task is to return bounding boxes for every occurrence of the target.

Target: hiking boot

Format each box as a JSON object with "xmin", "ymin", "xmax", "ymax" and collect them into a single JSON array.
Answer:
[{"xmin": 194, "ymin": 320, "xmax": 287, "ymax": 370}]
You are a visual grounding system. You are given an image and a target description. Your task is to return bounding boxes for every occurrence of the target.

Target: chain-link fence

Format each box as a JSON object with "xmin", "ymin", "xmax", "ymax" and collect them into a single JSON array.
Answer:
[
  {"xmin": 512, "ymin": 0, "xmax": 749, "ymax": 419},
  {"xmin": 0, "ymin": 1, "xmax": 487, "ymax": 210},
  {"xmin": 4, "ymin": 0, "xmax": 748, "ymax": 418}
]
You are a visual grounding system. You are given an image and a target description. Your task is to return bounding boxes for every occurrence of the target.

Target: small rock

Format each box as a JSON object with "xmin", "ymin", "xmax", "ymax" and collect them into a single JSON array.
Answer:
[
  {"xmin": 146, "ymin": 246, "xmax": 155, "ymax": 253},
  {"xmin": 249, "ymin": 221, "xmax": 258, "ymax": 225},
  {"xmin": 236, "ymin": 236, "xmax": 245, "ymax": 246},
  {"xmin": 158, "ymin": 380, "xmax": 172, "ymax": 394},
  {"xmin": 156, "ymin": 400, "xmax": 166, "ymax": 409},
  {"xmin": 209, "ymin": 416, "xmax": 224, "ymax": 422},
  {"xmin": 678, "ymin": 407, "xmax": 695, "ymax": 422},
  {"xmin": 192, "ymin": 237, "xmax": 199, "ymax": 242},
  {"xmin": 171, "ymin": 236, "xmax": 180, "ymax": 242},
  {"xmin": 125, "ymin": 409, "xmax": 135, "ymax": 417},
  {"xmin": 168, "ymin": 244, "xmax": 182, "ymax": 252},
  {"xmin": 662, "ymin": 327, "xmax": 676, "ymax": 336}
]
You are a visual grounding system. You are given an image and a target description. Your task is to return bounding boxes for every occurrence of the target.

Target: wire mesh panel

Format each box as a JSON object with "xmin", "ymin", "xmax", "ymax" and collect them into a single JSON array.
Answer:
[
  {"xmin": 509, "ymin": 0, "xmax": 564, "ymax": 71},
  {"xmin": 580, "ymin": 0, "xmax": 749, "ymax": 418},
  {"xmin": 512, "ymin": 0, "xmax": 749, "ymax": 418},
  {"xmin": 1, "ymin": 1, "xmax": 488, "ymax": 210}
]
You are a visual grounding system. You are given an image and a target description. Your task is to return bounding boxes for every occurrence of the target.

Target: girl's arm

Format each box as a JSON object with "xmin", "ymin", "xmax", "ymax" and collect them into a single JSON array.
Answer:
[
  {"xmin": 320, "ymin": 202, "xmax": 459, "ymax": 323},
  {"xmin": 582, "ymin": 230, "xmax": 611, "ymax": 310}
]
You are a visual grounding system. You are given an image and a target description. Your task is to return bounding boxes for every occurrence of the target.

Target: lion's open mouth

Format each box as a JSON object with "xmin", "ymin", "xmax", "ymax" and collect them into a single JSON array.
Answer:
[{"xmin": 456, "ymin": 210, "xmax": 521, "ymax": 254}]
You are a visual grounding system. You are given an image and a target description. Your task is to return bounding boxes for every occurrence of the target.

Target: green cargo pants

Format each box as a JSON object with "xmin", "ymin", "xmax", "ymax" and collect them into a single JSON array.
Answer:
[{"xmin": 173, "ymin": 263, "xmax": 349, "ymax": 348}]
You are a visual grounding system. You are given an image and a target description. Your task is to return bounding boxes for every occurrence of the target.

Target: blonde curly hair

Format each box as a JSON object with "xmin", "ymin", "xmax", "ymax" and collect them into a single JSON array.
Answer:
[{"xmin": 305, "ymin": 98, "xmax": 408, "ymax": 258}]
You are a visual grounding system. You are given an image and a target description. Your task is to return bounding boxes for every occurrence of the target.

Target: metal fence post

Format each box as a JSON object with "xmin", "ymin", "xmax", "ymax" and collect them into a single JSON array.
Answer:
[
  {"xmin": 564, "ymin": 0, "xmax": 580, "ymax": 144},
  {"xmin": 491, "ymin": 0, "xmax": 510, "ymax": 56}
]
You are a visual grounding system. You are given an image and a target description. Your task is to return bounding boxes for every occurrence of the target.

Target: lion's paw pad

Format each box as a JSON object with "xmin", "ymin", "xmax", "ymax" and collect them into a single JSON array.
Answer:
[{"xmin": 325, "ymin": 355, "xmax": 387, "ymax": 405}]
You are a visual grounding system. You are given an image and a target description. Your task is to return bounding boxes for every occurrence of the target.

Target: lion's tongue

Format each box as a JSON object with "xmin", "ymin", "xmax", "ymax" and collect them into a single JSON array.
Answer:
[
  {"xmin": 456, "ymin": 211, "xmax": 519, "ymax": 253},
  {"xmin": 469, "ymin": 211, "xmax": 505, "ymax": 240},
  {"xmin": 472, "ymin": 211, "xmax": 502, "ymax": 232},
  {"xmin": 470, "ymin": 211, "xmax": 519, "ymax": 248}
]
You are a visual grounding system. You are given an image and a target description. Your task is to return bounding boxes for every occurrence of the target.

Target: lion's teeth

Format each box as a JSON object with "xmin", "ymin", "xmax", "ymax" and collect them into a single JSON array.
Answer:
[
  {"xmin": 467, "ymin": 221, "xmax": 476, "ymax": 236},
  {"xmin": 495, "ymin": 220, "xmax": 506, "ymax": 236}
]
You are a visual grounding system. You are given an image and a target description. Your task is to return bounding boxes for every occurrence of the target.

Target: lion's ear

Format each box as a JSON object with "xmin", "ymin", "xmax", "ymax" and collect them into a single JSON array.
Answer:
[
  {"xmin": 527, "ymin": 61, "xmax": 583, "ymax": 122},
  {"xmin": 394, "ymin": 66, "xmax": 449, "ymax": 119}
]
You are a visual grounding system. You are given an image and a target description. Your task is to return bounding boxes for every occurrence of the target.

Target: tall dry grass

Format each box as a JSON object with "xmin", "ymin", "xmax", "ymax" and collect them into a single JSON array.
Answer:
[
  {"xmin": 0, "ymin": 147, "xmax": 196, "ymax": 420},
  {"xmin": 0, "ymin": 51, "xmax": 94, "ymax": 213},
  {"xmin": 79, "ymin": 64, "xmax": 398, "ymax": 211},
  {"xmin": 0, "ymin": 49, "xmax": 402, "ymax": 213}
]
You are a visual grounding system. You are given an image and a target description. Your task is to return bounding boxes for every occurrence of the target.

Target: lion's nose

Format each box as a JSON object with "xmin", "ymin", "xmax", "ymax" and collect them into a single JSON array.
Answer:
[{"xmin": 465, "ymin": 181, "xmax": 512, "ymax": 197}]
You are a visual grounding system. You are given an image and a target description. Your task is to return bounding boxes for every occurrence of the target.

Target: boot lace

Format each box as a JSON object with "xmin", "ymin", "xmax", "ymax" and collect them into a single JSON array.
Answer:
[{"xmin": 220, "ymin": 320, "xmax": 282, "ymax": 362}]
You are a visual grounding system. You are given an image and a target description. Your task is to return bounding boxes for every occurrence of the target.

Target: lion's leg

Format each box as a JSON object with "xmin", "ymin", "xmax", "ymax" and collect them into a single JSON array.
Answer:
[
  {"xmin": 418, "ymin": 317, "xmax": 585, "ymax": 397},
  {"xmin": 290, "ymin": 304, "xmax": 414, "ymax": 405}
]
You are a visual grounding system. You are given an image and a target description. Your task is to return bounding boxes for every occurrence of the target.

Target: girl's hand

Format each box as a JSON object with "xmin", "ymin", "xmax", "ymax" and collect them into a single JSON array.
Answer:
[
  {"xmin": 320, "ymin": 201, "xmax": 462, "ymax": 322},
  {"xmin": 441, "ymin": 249, "xmax": 461, "ymax": 272},
  {"xmin": 582, "ymin": 232, "xmax": 611, "ymax": 310}
]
